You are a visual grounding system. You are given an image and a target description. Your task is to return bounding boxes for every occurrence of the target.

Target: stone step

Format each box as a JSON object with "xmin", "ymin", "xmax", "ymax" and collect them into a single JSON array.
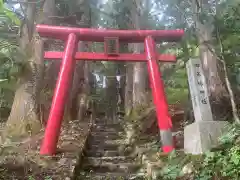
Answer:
[
  {"xmin": 92, "ymin": 129, "xmax": 124, "ymax": 134},
  {"xmin": 93, "ymin": 123, "xmax": 123, "ymax": 130},
  {"xmin": 85, "ymin": 150, "xmax": 121, "ymax": 157},
  {"xmin": 94, "ymin": 123, "xmax": 123, "ymax": 128},
  {"xmin": 77, "ymin": 172, "xmax": 141, "ymax": 180},
  {"xmin": 92, "ymin": 173, "xmax": 145, "ymax": 180},
  {"xmin": 92, "ymin": 126, "xmax": 124, "ymax": 133},
  {"xmin": 94, "ymin": 121, "xmax": 121, "ymax": 124},
  {"xmin": 82, "ymin": 162, "xmax": 141, "ymax": 173},
  {"xmin": 77, "ymin": 121, "xmax": 141, "ymax": 179},
  {"xmin": 90, "ymin": 139, "xmax": 126, "ymax": 146},
  {"xmin": 90, "ymin": 131, "xmax": 124, "ymax": 138},
  {"xmin": 94, "ymin": 120, "xmax": 120, "ymax": 123},
  {"xmin": 88, "ymin": 144, "xmax": 120, "ymax": 151},
  {"xmin": 84, "ymin": 156, "xmax": 136, "ymax": 165}
]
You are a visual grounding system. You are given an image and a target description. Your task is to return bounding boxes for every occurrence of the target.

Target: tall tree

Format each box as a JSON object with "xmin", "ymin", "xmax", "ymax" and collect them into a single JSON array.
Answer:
[
  {"xmin": 4, "ymin": 0, "xmax": 55, "ymax": 139},
  {"xmin": 155, "ymin": 0, "xmax": 234, "ymax": 120},
  {"xmin": 192, "ymin": 0, "xmax": 228, "ymax": 104},
  {"xmin": 131, "ymin": 0, "xmax": 148, "ymax": 106},
  {"xmin": 105, "ymin": 68, "xmax": 118, "ymax": 122},
  {"xmin": 66, "ymin": 0, "xmax": 92, "ymax": 121}
]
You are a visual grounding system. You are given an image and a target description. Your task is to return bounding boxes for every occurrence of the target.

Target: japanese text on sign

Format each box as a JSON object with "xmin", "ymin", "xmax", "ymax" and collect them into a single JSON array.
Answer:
[{"xmin": 195, "ymin": 63, "xmax": 208, "ymax": 105}]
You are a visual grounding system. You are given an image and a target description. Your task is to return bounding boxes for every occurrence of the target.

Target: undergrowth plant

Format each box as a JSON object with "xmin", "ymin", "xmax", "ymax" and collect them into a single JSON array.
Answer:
[{"xmin": 157, "ymin": 123, "xmax": 240, "ymax": 180}]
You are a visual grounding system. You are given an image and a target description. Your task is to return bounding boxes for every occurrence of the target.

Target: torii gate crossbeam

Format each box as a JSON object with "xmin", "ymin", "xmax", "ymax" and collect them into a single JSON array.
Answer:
[{"xmin": 36, "ymin": 25, "xmax": 184, "ymax": 156}]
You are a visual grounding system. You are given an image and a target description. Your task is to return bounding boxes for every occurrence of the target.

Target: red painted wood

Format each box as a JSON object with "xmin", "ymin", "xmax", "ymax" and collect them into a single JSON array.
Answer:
[
  {"xmin": 37, "ymin": 24, "xmax": 184, "ymax": 156},
  {"xmin": 145, "ymin": 36, "xmax": 174, "ymax": 153},
  {"xmin": 36, "ymin": 24, "xmax": 184, "ymax": 42},
  {"xmin": 44, "ymin": 51, "xmax": 177, "ymax": 62},
  {"xmin": 40, "ymin": 33, "xmax": 77, "ymax": 155}
]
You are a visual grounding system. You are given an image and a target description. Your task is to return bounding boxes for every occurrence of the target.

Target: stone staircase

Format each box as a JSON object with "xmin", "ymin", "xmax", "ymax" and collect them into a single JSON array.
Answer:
[{"xmin": 76, "ymin": 120, "xmax": 143, "ymax": 180}]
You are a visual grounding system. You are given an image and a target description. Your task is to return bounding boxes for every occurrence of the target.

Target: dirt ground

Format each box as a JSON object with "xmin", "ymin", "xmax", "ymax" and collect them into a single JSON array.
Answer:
[{"xmin": 0, "ymin": 121, "xmax": 91, "ymax": 180}]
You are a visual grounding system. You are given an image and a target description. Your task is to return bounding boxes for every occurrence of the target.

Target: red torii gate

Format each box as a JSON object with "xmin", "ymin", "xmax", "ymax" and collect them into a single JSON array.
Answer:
[{"xmin": 36, "ymin": 24, "xmax": 184, "ymax": 155}]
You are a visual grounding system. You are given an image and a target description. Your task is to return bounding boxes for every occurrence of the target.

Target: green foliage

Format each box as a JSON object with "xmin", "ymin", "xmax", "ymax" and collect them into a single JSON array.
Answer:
[
  {"xmin": 160, "ymin": 151, "xmax": 183, "ymax": 179},
  {"xmin": 216, "ymin": 3, "xmax": 240, "ymax": 87},
  {"xmin": 195, "ymin": 124, "xmax": 240, "ymax": 180},
  {"xmin": 0, "ymin": 0, "xmax": 21, "ymax": 80},
  {"xmin": 166, "ymin": 88, "xmax": 188, "ymax": 104},
  {"xmin": 164, "ymin": 64, "xmax": 189, "ymax": 104},
  {"xmin": 196, "ymin": 145, "xmax": 240, "ymax": 180},
  {"xmin": 0, "ymin": 1, "xmax": 22, "ymax": 118},
  {"xmin": 219, "ymin": 123, "xmax": 240, "ymax": 144},
  {"xmin": 0, "ymin": 0, "xmax": 20, "ymax": 26},
  {"xmin": 126, "ymin": 104, "xmax": 153, "ymax": 123},
  {"xmin": 157, "ymin": 123, "xmax": 240, "ymax": 180}
]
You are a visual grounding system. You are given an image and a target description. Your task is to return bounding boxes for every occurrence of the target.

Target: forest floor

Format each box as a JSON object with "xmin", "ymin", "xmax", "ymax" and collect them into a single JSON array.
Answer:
[
  {"xmin": 120, "ymin": 104, "xmax": 238, "ymax": 180},
  {"xmin": 0, "ymin": 108, "xmax": 237, "ymax": 180},
  {"xmin": 0, "ymin": 120, "xmax": 91, "ymax": 180}
]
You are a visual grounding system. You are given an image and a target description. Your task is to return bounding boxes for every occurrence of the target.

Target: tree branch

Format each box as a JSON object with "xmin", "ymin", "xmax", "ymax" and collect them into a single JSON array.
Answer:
[{"xmin": 215, "ymin": 25, "xmax": 240, "ymax": 124}]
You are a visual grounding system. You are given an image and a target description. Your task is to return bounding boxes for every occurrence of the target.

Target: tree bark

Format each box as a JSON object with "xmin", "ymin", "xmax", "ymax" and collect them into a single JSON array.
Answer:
[
  {"xmin": 76, "ymin": 61, "xmax": 91, "ymax": 121},
  {"xmin": 70, "ymin": 1, "xmax": 92, "ymax": 121},
  {"xmin": 132, "ymin": 0, "xmax": 147, "ymax": 106},
  {"xmin": 4, "ymin": 0, "xmax": 55, "ymax": 139},
  {"xmin": 105, "ymin": 75, "xmax": 118, "ymax": 123},
  {"xmin": 117, "ymin": 63, "xmax": 126, "ymax": 114},
  {"xmin": 40, "ymin": 0, "xmax": 59, "ymax": 124},
  {"xmin": 125, "ymin": 63, "xmax": 133, "ymax": 116},
  {"xmin": 67, "ymin": 41, "xmax": 85, "ymax": 121},
  {"xmin": 192, "ymin": 0, "xmax": 230, "ymax": 120}
]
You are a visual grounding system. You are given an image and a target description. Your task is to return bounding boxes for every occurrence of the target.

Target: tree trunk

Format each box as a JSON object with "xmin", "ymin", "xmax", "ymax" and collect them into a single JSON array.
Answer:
[
  {"xmin": 76, "ymin": 61, "xmax": 91, "ymax": 121},
  {"xmin": 68, "ymin": 1, "xmax": 92, "ymax": 121},
  {"xmin": 132, "ymin": 0, "xmax": 147, "ymax": 106},
  {"xmin": 40, "ymin": 0, "xmax": 59, "ymax": 124},
  {"xmin": 43, "ymin": 61, "xmax": 61, "ymax": 123},
  {"xmin": 197, "ymin": 24, "xmax": 226, "ymax": 97},
  {"xmin": 192, "ymin": 0, "xmax": 230, "ymax": 120},
  {"xmin": 133, "ymin": 58, "xmax": 147, "ymax": 106},
  {"xmin": 4, "ymin": 0, "xmax": 55, "ymax": 139},
  {"xmin": 125, "ymin": 63, "xmax": 134, "ymax": 116},
  {"xmin": 67, "ymin": 42, "xmax": 85, "ymax": 121},
  {"xmin": 105, "ymin": 76, "xmax": 118, "ymax": 123},
  {"xmin": 117, "ymin": 63, "xmax": 126, "ymax": 114}
]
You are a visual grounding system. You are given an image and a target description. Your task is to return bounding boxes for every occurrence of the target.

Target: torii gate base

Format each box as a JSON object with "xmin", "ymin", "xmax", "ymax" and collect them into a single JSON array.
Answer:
[{"xmin": 37, "ymin": 25, "xmax": 184, "ymax": 156}]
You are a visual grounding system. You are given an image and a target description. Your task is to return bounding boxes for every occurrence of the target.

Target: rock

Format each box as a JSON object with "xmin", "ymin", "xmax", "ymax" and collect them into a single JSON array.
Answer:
[
  {"xmin": 146, "ymin": 162, "xmax": 154, "ymax": 178},
  {"xmin": 59, "ymin": 158, "xmax": 68, "ymax": 166},
  {"xmin": 141, "ymin": 154, "xmax": 148, "ymax": 164},
  {"xmin": 182, "ymin": 162, "xmax": 194, "ymax": 175},
  {"xmin": 146, "ymin": 160, "xmax": 164, "ymax": 180},
  {"xmin": 125, "ymin": 124, "xmax": 135, "ymax": 144}
]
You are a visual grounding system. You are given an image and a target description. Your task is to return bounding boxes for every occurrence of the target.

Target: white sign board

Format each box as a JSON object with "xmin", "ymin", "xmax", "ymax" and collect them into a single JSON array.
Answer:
[{"xmin": 186, "ymin": 58, "xmax": 213, "ymax": 122}]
